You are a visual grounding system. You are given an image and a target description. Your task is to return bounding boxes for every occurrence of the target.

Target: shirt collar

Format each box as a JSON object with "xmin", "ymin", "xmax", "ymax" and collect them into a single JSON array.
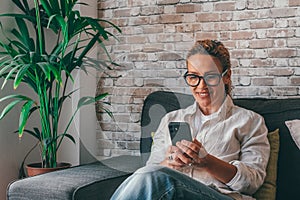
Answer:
[{"xmin": 185, "ymin": 95, "xmax": 234, "ymax": 122}]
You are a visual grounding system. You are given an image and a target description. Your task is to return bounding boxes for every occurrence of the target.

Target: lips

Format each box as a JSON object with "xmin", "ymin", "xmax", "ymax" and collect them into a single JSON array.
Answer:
[{"xmin": 196, "ymin": 90, "xmax": 210, "ymax": 97}]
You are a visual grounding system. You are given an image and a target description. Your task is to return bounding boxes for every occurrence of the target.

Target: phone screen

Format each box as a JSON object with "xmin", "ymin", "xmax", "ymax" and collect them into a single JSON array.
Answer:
[{"xmin": 168, "ymin": 122, "xmax": 192, "ymax": 145}]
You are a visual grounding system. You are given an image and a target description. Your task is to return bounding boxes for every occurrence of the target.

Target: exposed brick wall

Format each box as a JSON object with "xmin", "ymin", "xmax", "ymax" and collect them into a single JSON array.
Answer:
[{"xmin": 95, "ymin": 0, "xmax": 300, "ymax": 159}]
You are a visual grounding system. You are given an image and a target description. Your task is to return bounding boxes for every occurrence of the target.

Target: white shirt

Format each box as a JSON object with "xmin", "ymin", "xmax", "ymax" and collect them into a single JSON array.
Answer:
[{"xmin": 146, "ymin": 96, "xmax": 270, "ymax": 199}]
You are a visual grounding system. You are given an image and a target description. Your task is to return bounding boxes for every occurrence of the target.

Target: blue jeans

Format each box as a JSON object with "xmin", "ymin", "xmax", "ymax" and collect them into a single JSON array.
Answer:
[{"xmin": 111, "ymin": 165, "xmax": 234, "ymax": 200}]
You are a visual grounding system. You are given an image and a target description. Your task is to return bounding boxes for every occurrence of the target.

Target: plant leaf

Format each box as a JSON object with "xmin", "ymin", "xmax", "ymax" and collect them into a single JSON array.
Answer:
[
  {"xmin": 19, "ymin": 100, "xmax": 35, "ymax": 137},
  {"xmin": 0, "ymin": 99, "xmax": 23, "ymax": 120}
]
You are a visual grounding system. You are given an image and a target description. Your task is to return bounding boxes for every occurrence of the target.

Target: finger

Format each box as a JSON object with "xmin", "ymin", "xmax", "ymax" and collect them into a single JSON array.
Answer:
[
  {"xmin": 176, "ymin": 152, "xmax": 193, "ymax": 165},
  {"xmin": 176, "ymin": 141, "xmax": 199, "ymax": 159},
  {"xmin": 168, "ymin": 156, "xmax": 186, "ymax": 167},
  {"xmin": 168, "ymin": 145, "xmax": 180, "ymax": 153},
  {"xmin": 192, "ymin": 138, "xmax": 203, "ymax": 147},
  {"xmin": 180, "ymin": 140, "xmax": 200, "ymax": 153}
]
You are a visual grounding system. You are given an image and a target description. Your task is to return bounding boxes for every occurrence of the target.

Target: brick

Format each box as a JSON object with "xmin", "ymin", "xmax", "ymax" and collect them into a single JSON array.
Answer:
[
  {"xmin": 238, "ymin": 77, "xmax": 251, "ymax": 86},
  {"xmin": 275, "ymin": 77, "xmax": 291, "ymax": 86},
  {"xmin": 127, "ymin": 141, "xmax": 140, "ymax": 150},
  {"xmin": 249, "ymin": 40, "xmax": 273, "ymax": 48},
  {"xmin": 235, "ymin": 0, "xmax": 247, "ymax": 10},
  {"xmin": 215, "ymin": 1, "xmax": 236, "ymax": 11},
  {"xmin": 97, "ymin": 139, "xmax": 115, "ymax": 149},
  {"xmin": 289, "ymin": 58, "xmax": 300, "ymax": 66},
  {"xmin": 251, "ymin": 59, "xmax": 274, "ymax": 67},
  {"xmin": 250, "ymin": 20, "xmax": 274, "ymax": 29},
  {"xmin": 157, "ymin": 52, "xmax": 183, "ymax": 61},
  {"xmin": 182, "ymin": 13, "xmax": 197, "ymax": 23},
  {"xmin": 220, "ymin": 13, "xmax": 233, "ymax": 21},
  {"xmin": 252, "ymin": 77, "xmax": 274, "ymax": 86},
  {"xmin": 255, "ymin": 49, "xmax": 268, "ymax": 58},
  {"xmin": 271, "ymin": 87, "xmax": 298, "ymax": 96},
  {"xmin": 157, "ymin": 33, "xmax": 182, "ymax": 42},
  {"xmin": 196, "ymin": 13, "xmax": 220, "ymax": 22},
  {"xmin": 157, "ymin": 0, "xmax": 179, "ymax": 5},
  {"xmin": 128, "ymin": 16, "xmax": 150, "ymax": 26},
  {"xmin": 270, "ymin": 8, "xmax": 297, "ymax": 18},
  {"xmin": 232, "ymin": 31, "xmax": 255, "ymax": 40},
  {"xmin": 273, "ymin": 39, "xmax": 287, "ymax": 47},
  {"xmin": 287, "ymin": 38, "xmax": 300, "ymax": 47},
  {"xmin": 233, "ymin": 11, "xmax": 257, "ymax": 20},
  {"xmin": 126, "ymin": 52, "xmax": 148, "ymax": 61},
  {"xmin": 233, "ymin": 87, "xmax": 260, "ymax": 96},
  {"xmin": 141, "ymin": 6, "xmax": 164, "ymax": 16},
  {"xmin": 289, "ymin": 0, "xmax": 300, "ymax": 6},
  {"xmin": 159, "ymin": 14, "xmax": 183, "ymax": 24},
  {"xmin": 275, "ymin": 19, "xmax": 289, "ymax": 28},
  {"xmin": 248, "ymin": 0, "xmax": 274, "ymax": 9},
  {"xmin": 273, "ymin": 58, "xmax": 289, "ymax": 66},
  {"xmin": 176, "ymin": 4, "xmax": 200, "ymax": 13},
  {"xmin": 114, "ymin": 8, "xmax": 131, "ymax": 17},
  {"xmin": 291, "ymin": 77, "xmax": 300, "ymax": 85},
  {"xmin": 274, "ymin": 0, "xmax": 289, "ymax": 7},
  {"xmin": 195, "ymin": 32, "xmax": 219, "ymax": 40},
  {"xmin": 231, "ymin": 49, "xmax": 254, "ymax": 58},
  {"xmin": 267, "ymin": 29, "xmax": 295, "ymax": 38},
  {"xmin": 268, "ymin": 48, "xmax": 297, "ymax": 58}
]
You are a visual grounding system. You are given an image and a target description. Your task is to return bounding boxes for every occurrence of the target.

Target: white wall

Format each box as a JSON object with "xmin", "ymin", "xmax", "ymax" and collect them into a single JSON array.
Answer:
[
  {"xmin": 0, "ymin": 3, "xmax": 38, "ymax": 199},
  {"xmin": 0, "ymin": 1, "xmax": 98, "ymax": 198}
]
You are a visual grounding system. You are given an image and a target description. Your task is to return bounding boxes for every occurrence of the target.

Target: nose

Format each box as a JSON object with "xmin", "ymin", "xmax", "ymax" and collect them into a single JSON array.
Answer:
[{"xmin": 196, "ymin": 78, "xmax": 207, "ymax": 88}]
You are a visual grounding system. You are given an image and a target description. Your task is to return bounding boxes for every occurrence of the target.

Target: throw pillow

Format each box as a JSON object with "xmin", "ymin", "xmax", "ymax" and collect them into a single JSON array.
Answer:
[
  {"xmin": 253, "ymin": 129, "xmax": 280, "ymax": 200},
  {"xmin": 285, "ymin": 119, "xmax": 300, "ymax": 150}
]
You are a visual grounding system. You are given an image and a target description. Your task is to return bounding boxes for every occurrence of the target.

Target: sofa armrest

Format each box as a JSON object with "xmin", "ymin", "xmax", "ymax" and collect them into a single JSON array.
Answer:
[{"xmin": 7, "ymin": 156, "xmax": 142, "ymax": 200}]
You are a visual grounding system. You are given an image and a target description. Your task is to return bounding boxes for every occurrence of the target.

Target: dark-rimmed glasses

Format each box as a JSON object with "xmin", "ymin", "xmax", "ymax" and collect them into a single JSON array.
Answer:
[{"xmin": 183, "ymin": 69, "xmax": 228, "ymax": 87}]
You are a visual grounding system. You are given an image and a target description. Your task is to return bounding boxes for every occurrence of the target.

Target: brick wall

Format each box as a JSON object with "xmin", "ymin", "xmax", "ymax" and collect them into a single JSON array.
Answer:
[{"xmin": 95, "ymin": 0, "xmax": 300, "ymax": 160}]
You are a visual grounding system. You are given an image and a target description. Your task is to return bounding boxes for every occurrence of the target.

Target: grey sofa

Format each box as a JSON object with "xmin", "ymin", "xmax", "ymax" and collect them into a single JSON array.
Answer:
[{"xmin": 7, "ymin": 91, "xmax": 300, "ymax": 200}]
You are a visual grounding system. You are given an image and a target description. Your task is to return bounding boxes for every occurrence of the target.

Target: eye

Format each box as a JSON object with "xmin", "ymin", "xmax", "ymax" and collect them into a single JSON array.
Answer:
[
  {"xmin": 205, "ymin": 74, "xmax": 218, "ymax": 81},
  {"xmin": 187, "ymin": 74, "xmax": 198, "ymax": 81}
]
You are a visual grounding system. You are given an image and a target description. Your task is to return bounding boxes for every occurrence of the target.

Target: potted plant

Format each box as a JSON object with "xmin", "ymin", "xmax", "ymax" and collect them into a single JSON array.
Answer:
[{"xmin": 0, "ymin": 0, "xmax": 120, "ymax": 177}]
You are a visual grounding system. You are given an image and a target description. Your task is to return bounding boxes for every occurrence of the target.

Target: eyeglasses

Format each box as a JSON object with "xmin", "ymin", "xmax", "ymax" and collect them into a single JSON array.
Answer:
[{"xmin": 183, "ymin": 69, "xmax": 228, "ymax": 87}]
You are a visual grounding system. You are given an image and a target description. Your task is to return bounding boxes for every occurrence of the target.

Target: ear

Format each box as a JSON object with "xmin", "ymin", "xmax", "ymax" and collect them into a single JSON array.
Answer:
[{"xmin": 223, "ymin": 69, "xmax": 231, "ymax": 84}]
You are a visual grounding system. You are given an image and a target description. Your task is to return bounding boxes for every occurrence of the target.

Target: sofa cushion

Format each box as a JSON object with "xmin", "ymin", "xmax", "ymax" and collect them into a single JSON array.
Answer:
[
  {"xmin": 233, "ymin": 98, "xmax": 300, "ymax": 200},
  {"xmin": 7, "ymin": 162, "xmax": 131, "ymax": 200},
  {"xmin": 253, "ymin": 129, "xmax": 280, "ymax": 200},
  {"xmin": 141, "ymin": 91, "xmax": 300, "ymax": 200},
  {"xmin": 285, "ymin": 119, "xmax": 300, "ymax": 150}
]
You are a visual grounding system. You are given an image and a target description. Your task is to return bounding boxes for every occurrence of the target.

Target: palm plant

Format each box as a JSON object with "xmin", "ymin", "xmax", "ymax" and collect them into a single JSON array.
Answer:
[{"xmin": 0, "ymin": 0, "xmax": 120, "ymax": 169}]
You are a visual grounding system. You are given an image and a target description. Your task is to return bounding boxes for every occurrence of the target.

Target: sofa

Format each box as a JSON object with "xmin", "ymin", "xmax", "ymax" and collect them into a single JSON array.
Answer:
[{"xmin": 7, "ymin": 91, "xmax": 300, "ymax": 200}]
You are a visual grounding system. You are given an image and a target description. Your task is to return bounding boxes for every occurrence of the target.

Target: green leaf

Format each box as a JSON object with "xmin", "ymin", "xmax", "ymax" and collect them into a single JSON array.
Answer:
[
  {"xmin": 0, "ymin": 99, "xmax": 23, "ymax": 120},
  {"xmin": 58, "ymin": 133, "xmax": 76, "ymax": 144},
  {"xmin": 14, "ymin": 64, "xmax": 31, "ymax": 89},
  {"xmin": 15, "ymin": 17, "xmax": 30, "ymax": 47},
  {"xmin": 77, "ymin": 93, "xmax": 108, "ymax": 109},
  {"xmin": 0, "ymin": 94, "xmax": 32, "ymax": 102},
  {"xmin": 22, "ymin": 128, "xmax": 41, "ymax": 140},
  {"xmin": 19, "ymin": 100, "xmax": 35, "ymax": 137}
]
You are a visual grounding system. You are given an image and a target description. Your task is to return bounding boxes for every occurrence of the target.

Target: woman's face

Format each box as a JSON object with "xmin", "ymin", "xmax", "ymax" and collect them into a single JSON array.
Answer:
[{"xmin": 186, "ymin": 54, "xmax": 230, "ymax": 115}]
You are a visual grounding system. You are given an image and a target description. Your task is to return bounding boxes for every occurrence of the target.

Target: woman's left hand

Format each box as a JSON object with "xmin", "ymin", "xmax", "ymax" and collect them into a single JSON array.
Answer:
[{"xmin": 176, "ymin": 138, "xmax": 208, "ymax": 167}]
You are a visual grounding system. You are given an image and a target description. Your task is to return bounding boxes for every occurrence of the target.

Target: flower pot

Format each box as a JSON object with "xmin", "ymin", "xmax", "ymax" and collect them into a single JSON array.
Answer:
[{"xmin": 26, "ymin": 162, "xmax": 71, "ymax": 177}]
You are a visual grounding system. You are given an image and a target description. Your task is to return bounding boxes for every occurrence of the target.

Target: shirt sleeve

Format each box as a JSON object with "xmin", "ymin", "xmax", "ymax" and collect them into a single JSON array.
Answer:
[
  {"xmin": 226, "ymin": 112, "xmax": 270, "ymax": 195},
  {"xmin": 146, "ymin": 116, "xmax": 171, "ymax": 165}
]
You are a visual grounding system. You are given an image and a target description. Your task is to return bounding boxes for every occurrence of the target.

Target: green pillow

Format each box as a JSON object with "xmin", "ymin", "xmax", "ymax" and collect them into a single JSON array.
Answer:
[{"xmin": 253, "ymin": 129, "xmax": 280, "ymax": 200}]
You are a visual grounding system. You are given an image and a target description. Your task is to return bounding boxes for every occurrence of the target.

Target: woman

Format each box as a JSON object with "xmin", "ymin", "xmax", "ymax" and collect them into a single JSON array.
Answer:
[{"xmin": 111, "ymin": 40, "xmax": 270, "ymax": 200}]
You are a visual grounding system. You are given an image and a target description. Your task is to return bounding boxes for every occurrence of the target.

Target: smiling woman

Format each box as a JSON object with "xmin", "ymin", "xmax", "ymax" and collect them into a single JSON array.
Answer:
[{"xmin": 111, "ymin": 40, "xmax": 270, "ymax": 200}]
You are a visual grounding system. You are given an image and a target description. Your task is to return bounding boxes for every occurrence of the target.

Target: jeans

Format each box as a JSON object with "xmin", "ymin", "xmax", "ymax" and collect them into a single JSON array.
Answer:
[{"xmin": 111, "ymin": 165, "xmax": 234, "ymax": 200}]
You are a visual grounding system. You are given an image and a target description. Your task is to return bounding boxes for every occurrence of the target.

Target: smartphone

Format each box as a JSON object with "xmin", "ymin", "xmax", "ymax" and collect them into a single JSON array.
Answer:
[{"xmin": 168, "ymin": 122, "xmax": 192, "ymax": 145}]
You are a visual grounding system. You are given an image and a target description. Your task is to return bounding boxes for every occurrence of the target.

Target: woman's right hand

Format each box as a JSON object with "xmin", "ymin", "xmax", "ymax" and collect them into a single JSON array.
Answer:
[{"xmin": 160, "ymin": 145, "xmax": 191, "ymax": 169}]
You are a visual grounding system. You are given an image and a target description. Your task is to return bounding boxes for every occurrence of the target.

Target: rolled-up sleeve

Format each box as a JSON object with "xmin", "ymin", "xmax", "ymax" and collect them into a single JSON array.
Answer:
[{"xmin": 226, "ymin": 113, "xmax": 270, "ymax": 195}]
